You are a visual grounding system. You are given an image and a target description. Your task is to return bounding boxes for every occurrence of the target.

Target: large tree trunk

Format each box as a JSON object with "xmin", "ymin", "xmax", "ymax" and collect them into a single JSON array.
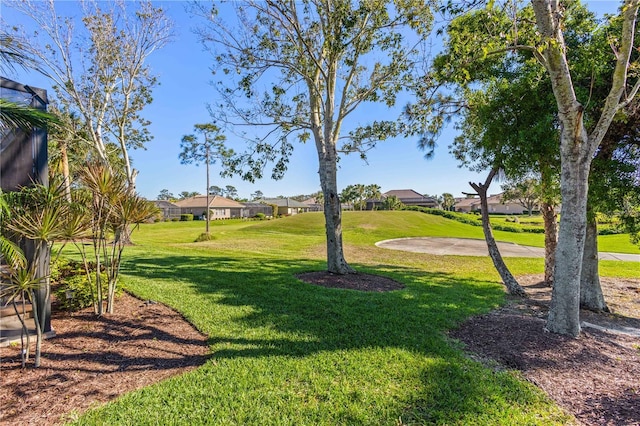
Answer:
[
  {"xmin": 470, "ymin": 169, "xmax": 526, "ymax": 297},
  {"xmin": 546, "ymin": 153, "xmax": 590, "ymax": 337},
  {"xmin": 541, "ymin": 201, "xmax": 557, "ymax": 286},
  {"xmin": 532, "ymin": 0, "xmax": 638, "ymax": 337},
  {"xmin": 580, "ymin": 211, "xmax": 609, "ymax": 312},
  {"xmin": 318, "ymin": 146, "xmax": 355, "ymax": 274}
]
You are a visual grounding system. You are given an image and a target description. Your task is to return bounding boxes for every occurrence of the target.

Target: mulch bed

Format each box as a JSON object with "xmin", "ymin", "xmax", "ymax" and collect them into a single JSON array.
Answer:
[
  {"xmin": 296, "ymin": 271, "xmax": 405, "ymax": 292},
  {"xmin": 1, "ymin": 273, "xmax": 638, "ymax": 425},
  {"xmin": 0, "ymin": 293, "xmax": 209, "ymax": 425},
  {"xmin": 450, "ymin": 275, "xmax": 640, "ymax": 426}
]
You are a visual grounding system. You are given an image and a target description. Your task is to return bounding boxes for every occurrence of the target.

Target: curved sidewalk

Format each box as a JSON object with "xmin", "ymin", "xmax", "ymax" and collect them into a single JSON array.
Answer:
[{"xmin": 375, "ymin": 237, "xmax": 640, "ymax": 262}]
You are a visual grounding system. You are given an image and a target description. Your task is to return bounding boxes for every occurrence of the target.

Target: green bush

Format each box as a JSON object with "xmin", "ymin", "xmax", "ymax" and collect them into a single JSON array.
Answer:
[
  {"xmin": 269, "ymin": 204, "xmax": 279, "ymax": 218},
  {"xmin": 408, "ymin": 207, "xmax": 549, "ymax": 233},
  {"xmin": 195, "ymin": 232, "xmax": 214, "ymax": 242},
  {"xmin": 171, "ymin": 217, "xmax": 179, "ymax": 222},
  {"xmin": 54, "ymin": 271, "xmax": 117, "ymax": 311},
  {"xmin": 180, "ymin": 213, "xmax": 194, "ymax": 221},
  {"xmin": 598, "ymin": 227, "xmax": 624, "ymax": 236},
  {"xmin": 51, "ymin": 258, "xmax": 121, "ymax": 311},
  {"xmin": 493, "ymin": 224, "xmax": 523, "ymax": 233},
  {"xmin": 254, "ymin": 213, "xmax": 266, "ymax": 220}
]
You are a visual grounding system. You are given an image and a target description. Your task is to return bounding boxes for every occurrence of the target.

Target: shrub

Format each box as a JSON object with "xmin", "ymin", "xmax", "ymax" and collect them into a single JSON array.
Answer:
[
  {"xmin": 408, "ymin": 206, "xmax": 549, "ymax": 233},
  {"xmin": 54, "ymin": 272, "xmax": 116, "ymax": 311},
  {"xmin": 254, "ymin": 213, "xmax": 266, "ymax": 220},
  {"xmin": 598, "ymin": 227, "xmax": 623, "ymax": 236},
  {"xmin": 151, "ymin": 210, "xmax": 163, "ymax": 223},
  {"xmin": 493, "ymin": 224, "xmax": 523, "ymax": 233},
  {"xmin": 269, "ymin": 204, "xmax": 279, "ymax": 218},
  {"xmin": 195, "ymin": 232, "xmax": 214, "ymax": 242},
  {"xmin": 180, "ymin": 213, "xmax": 194, "ymax": 221},
  {"xmin": 51, "ymin": 258, "xmax": 122, "ymax": 311},
  {"xmin": 171, "ymin": 217, "xmax": 179, "ymax": 222}
]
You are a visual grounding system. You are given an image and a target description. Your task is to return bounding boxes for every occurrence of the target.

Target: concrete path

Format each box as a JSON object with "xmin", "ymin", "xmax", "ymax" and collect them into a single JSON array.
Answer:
[{"xmin": 375, "ymin": 237, "xmax": 640, "ymax": 262}]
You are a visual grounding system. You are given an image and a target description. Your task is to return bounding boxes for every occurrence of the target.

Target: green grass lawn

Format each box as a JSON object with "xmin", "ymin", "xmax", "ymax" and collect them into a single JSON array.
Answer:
[{"xmin": 72, "ymin": 211, "xmax": 638, "ymax": 425}]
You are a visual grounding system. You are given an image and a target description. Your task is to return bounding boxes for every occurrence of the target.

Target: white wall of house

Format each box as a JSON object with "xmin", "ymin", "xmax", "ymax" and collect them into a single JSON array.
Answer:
[{"xmin": 487, "ymin": 203, "xmax": 528, "ymax": 214}]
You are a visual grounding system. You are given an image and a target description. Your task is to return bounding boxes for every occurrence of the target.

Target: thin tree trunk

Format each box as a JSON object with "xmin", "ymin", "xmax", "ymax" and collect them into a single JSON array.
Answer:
[
  {"xmin": 580, "ymin": 212, "xmax": 609, "ymax": 311},
  {"xmin": 60, "ymin": 141, "xmax": 72, "ymax": 203},
  {"xmin": 13, "ymin": 301, "xmax": 29, "ymax": 368},
  {"xmin": 95, "ymin": 239, "xmax": 103, "ymax": 316},
  {"xmin": 206, "ymin": 149, "xmax": 210, "ymax": 234},
  {"xmin": 470, "ymin": 168, "xmax": 526, "ymax": 297},
  {"xmin": 541, "ymin": 201, "xmax": 557, "ymax": 286},
  {"xmin": 319, "ymin": 148, "xmax": 355, "ymax": 275},
  {"xmin": 31, "ymin": 290, "xmax": 43, "ymax": 368}
]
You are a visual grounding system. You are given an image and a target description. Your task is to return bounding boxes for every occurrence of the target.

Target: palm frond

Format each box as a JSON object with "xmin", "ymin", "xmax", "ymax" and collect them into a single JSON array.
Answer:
[
  {"xmin": 0, "ymin": 33, "xmax": 39, "ymax": 75},
  {"xmin": 0, "ymin": 236, "xmax": 26, "ymax": 270},
  {"xmin": 0, "ymin": 98, "xmax": 57, "ymax": 132}
]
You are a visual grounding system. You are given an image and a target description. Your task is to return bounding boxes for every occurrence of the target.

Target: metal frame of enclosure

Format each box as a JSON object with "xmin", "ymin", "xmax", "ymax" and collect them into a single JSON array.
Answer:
[{"xmin": 0, "ymin": 77, "xmax": 52, "ymax": 336}]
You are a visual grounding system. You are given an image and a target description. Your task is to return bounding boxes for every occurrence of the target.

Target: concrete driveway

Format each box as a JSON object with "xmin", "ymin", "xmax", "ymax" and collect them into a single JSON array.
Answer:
[{"xmin": 375, "ymin": 237, "xmax": 640, "ymax": 262}]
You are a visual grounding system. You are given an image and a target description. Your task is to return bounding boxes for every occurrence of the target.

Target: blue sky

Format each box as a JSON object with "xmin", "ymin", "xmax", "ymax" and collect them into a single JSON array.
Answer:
[{"xmin": 3, "ymin": 1, "xmax": 618, "ymax": 201}]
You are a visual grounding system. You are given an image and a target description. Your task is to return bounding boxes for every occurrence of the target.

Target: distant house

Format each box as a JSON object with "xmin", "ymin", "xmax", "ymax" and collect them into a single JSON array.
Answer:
[
  {"xmin": 242, "ymin": 202, "xmax": 274, "ymax": 217},
  {"xmin": 454, "ymin": 196, "xmax": 480, "ymax": 213},
  {"xmin": 174, "ymin": 195, "xmax": 246, "ymax": 219},
  {"xmin": 454, "ymin": 193, "xmax": 532, "ymax": 215},
  {"xmin": 366, "ymin": 189, "xmax": 439, "ymax": 210},
  {"xmin": 153, "ymin": 200, "xmax": 181, "ymax": 220},
  {"xmin": 260, "ymin": 198, "xmax": 311, "ymax": 216},
  {"xmin": 485, "ymin": 193, "xmax": 532, "ymax": 214},
  {"xmin": 302, "ymin": 197, "xmax": 323, "ymax": 212}
]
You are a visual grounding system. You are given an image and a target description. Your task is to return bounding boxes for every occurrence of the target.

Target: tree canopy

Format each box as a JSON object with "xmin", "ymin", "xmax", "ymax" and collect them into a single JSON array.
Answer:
[{"xmin": 194, "ymin": 0, "xmax": 434, "ymax": 273}]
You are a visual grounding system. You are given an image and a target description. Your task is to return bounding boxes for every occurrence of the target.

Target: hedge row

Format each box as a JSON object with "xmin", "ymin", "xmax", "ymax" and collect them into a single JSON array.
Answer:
[
  {"xmin": 405, "ymin": 206, "xmax": 544, "ymax": 234},
  {"xmin": 406, "ymin": 206, "xmax": 626, "ymax": 235}
]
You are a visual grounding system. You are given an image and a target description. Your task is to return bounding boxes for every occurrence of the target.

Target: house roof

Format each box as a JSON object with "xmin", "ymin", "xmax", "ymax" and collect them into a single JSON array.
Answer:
[
  {"xmin": 454, "ymin": 197, "xmax": 480, "ymax": 208},
  {"xmin": 302, "ymin": 197, "xmax": 321, "ymax": 205},
  {"xmin": 260, "ymin": 198, "xmax": 309, "ymax": 208},
  {"xmin": 486, "ymin": 193, "xmax": 504, "ymax": 204},
  {"xmin": 455, "ymin": 193, "xmax": 522, "ymax": 207},
  {"xmin": 173, "ymin": 195, "xmax": 245, "ymax": 209},
  {"xmin": 382, "ymin": 189, "xmax": 436, "ymax": 203},
  {"xmin": 152, "ymin": 200, "xmax": 179, "ymax": 208}
]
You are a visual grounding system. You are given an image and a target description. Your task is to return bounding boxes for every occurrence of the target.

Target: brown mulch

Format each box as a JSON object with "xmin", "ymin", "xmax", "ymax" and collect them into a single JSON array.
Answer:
[
  {"xmin": 1, "ymin": 273, "xmax": 638, "ymax": 425},
  {"xmin": 0, "ymin": 293, "xmax": 210, "ymax": 425},
  {"xmin": 450, "ymin": 275, "xmax": 640, "ymax": 426},
  {"xmin": 296, "ymin": 271, "xmax": 405, "ymax": 292}
]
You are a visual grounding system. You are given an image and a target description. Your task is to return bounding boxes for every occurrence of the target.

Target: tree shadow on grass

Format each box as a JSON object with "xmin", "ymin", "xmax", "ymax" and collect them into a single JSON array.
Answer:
[
  {"xmin": 115, "ymin": 252, "xmax": 565, "ymax": 423},
  {"xmin": 121, "ymin": 253, "xmax": 504, "ymax": 355}
]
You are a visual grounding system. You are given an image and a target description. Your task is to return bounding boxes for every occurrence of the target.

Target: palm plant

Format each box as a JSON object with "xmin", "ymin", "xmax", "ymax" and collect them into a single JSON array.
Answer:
[
  {"xmin": 0, "ymin": 192, "xmax": 32, "ymax": 366},
  {"xmin": 382, "ymin": 195, "xmax": 404, "ymax": 211},
  {"xmin": 0, "ymin": 264, "xmax": 41, "ymax": 367},
  {"xmin": 79, "ymin": 163, "xmax": 158, "ymax": 314},
  {"xmin": 2, "ymin": 180, "xmax": 78, "ymax": 366},
  {"xmin": 106, "ymin": 192, "xmax": 158, "ymax": 312}
]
